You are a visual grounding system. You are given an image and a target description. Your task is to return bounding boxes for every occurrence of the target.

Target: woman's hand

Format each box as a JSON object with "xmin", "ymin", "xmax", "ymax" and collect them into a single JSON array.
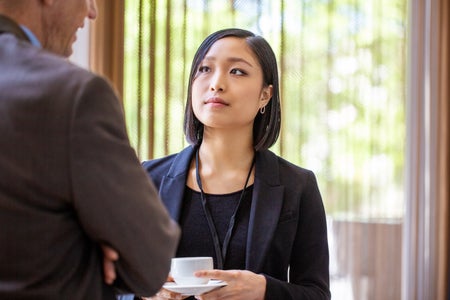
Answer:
[
  {"xmin": 193, "ymin": 269, "xmax": 266, "ymax": 300},
  {"xmin": 140, "ymin": 289, "xmax": 188, "ymax": 300},
  {"xmin": 141, "ymin": 276, "xmax": 189, "ymax": 300}
]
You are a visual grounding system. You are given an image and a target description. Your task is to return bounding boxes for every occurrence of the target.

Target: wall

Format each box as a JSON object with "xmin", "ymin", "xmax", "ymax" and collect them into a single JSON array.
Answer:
[{"xmin": 70, "ymin": 21, "xmax": 90, "ymax": 70}]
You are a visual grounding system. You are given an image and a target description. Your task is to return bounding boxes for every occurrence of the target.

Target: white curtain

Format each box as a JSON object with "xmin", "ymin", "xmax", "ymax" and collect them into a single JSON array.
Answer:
[{"xmin": 403, "ymin": 0, "xmax": 449, "ymax": 299}]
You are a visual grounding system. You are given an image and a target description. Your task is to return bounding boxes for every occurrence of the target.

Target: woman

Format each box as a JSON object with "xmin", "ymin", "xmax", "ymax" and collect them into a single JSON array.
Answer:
[{"xmin": 142, "ymin": 28, "xmax": 330, "ymax": 300}]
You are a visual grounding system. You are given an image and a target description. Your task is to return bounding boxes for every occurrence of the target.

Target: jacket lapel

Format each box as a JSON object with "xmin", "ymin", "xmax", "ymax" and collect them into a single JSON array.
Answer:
[
  {"xmin": 159, "ymin": 146, "xmax": 196, "ymax": 222},
  {"xmin": 0, "ymin": 14, "xmax": 30, "ymax": 42},
  {"xmin": 159, "ymin": 147, "xmax": 284, "ymax": 272},
  {"xmin": 246, "ymin": 150, "xmax": 284, "ymax": 272}
]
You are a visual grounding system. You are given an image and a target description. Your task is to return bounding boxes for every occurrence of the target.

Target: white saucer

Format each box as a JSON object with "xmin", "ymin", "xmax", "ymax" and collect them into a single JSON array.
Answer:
[{"xmin": 163, "ymin": 280, "xmax": 227, "ymax": 296}]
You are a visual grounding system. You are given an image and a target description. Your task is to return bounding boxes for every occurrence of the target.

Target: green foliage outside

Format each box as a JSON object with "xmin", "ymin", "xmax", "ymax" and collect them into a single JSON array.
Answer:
[{"xmin": 123, "ymin": 0, "xmax": 407, "ymax": 219}]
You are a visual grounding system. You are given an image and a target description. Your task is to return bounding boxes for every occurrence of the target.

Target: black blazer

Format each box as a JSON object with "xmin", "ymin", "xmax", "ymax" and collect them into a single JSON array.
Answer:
[{"xmin": 143, "ymin": 146, "xmax": 331, "ymax": 299}]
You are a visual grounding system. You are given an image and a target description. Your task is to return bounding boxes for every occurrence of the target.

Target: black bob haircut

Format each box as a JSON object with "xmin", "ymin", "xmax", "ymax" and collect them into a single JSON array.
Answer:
[{"xmin": 183, "ymin": 28, "xmax": 281, "ymax": 151}]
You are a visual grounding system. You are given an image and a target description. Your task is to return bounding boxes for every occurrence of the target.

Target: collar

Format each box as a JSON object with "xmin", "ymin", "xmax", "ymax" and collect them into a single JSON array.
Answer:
[
  {"xmin": 0, "ymin": 14, "xmax": 29, "ymax": 42},
  {"xmin": 19, "ymin": 25, "xmax": 41, "ymax": 47}
]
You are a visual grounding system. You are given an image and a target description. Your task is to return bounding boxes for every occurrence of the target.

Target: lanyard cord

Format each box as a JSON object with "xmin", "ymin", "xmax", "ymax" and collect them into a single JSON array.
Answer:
[{"xmin": 195, "ymin": 149, "xmax": 255, "ymax": 269}]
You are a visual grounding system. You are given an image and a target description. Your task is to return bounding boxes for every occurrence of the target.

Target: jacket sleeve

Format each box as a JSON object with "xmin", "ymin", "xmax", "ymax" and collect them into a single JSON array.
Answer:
[
  {"xmin": 69, "ymin": 75, "xmax": 180, "ymax": 296},
  {"xmin": 264, "ymin": 170, "xmax": 330, "ymax": 300}
]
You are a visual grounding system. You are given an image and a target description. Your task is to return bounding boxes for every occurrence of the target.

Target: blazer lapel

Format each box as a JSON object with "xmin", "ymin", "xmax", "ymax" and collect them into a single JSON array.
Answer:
[
  {"xmin": 246, "ymin": 150, "xmax": 284, "ymax": 272},
  {"xmin": 159, "ymin": 146, "xmax": 196, "ymax": 222},
  {"xmin": 0, "ymin": 14, "xmax": 30, "ymax": 42}
]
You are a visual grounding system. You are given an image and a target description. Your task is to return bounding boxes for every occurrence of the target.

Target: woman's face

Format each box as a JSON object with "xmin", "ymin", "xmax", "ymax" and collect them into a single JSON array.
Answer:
[{"xmin": 191, "ymin": 37, "xmax": 272, "ymax": 133}]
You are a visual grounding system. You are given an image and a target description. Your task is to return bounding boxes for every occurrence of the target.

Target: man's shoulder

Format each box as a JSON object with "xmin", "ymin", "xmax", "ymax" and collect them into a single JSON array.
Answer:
[
  {"xmin": 0, "ymin": 34, "xmax": 100, "ymax": 85},
  {"xmin": 0, "ymin": 35, "xmax": 116, "ymax": 114}
]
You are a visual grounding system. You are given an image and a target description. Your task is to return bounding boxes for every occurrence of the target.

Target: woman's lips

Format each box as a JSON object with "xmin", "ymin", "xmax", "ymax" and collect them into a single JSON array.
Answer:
[{"xmin": 205, "ymin": 97, "xmax": 228, "ymax": 106}]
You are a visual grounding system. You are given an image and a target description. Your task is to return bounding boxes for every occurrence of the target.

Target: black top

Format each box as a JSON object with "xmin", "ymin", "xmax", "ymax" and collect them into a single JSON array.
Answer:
[{"xmin": 176, "ymin": 186, "xmax": 253, "ymax": 270}]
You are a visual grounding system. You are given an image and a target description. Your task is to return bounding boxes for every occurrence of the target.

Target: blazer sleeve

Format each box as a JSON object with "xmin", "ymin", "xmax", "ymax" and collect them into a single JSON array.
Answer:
[
  {"xmin": 264, "ymin": 170, "xmax": 330, "ymax": 300},
  {"xmin": 69, "ymin": 75, "xmax": 180, "ymax": 296}
]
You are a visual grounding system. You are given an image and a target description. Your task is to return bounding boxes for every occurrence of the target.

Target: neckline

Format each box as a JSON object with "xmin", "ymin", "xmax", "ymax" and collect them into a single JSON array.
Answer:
[
  {"xmin": 186, "ymin": 184, "xmax": 254, "ymax": 196},
  {"xmin": 195, "ymin": 148, "xmax": 255, "ymax": 269}
]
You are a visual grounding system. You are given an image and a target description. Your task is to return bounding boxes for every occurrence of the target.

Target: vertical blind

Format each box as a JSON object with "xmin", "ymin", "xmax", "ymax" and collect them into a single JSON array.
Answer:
[{"xmin": 123, "ymin": 0, "xmax": 407, "ymax": 299}]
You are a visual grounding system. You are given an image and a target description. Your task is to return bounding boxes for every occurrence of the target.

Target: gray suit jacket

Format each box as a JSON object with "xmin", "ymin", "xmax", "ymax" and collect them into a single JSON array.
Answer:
[
  {"xmin": 0, "ymin": 15, "xmax": 179, "ymax": 300},
  {"xmin": 142, "ymin": 146, "xmax": 331, "ymax": 299}
]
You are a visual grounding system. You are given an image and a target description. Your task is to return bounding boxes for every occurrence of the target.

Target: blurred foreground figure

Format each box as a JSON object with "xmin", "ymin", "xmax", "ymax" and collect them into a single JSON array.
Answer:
[{"xmin": 0, "ymin": 1, "xmax": 179, "ymax": 299}]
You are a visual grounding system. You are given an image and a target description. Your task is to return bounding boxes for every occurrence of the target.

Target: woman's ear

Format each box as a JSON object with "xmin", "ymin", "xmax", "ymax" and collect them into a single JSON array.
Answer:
[{"xmin": 260, "ymin": 85, "xmax": 273, "ymax": 108}]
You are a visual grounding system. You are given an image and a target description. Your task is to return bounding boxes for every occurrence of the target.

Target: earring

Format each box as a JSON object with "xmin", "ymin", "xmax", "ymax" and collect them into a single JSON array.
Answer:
[{"xmin": 260, "ymin": 106, "xmax": 266, "ymax": 114}]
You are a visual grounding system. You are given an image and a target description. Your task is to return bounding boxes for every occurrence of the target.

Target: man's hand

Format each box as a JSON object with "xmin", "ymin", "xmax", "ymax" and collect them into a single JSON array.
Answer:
[{"xmin": 101, "ymin": 244, "xmax": 119, "ymax": 284}]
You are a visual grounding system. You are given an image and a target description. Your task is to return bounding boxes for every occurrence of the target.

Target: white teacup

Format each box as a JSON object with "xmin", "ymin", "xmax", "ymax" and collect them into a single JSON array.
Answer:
[{"xmin": 170, "ymin": 257, "xmax": 213, "ymax": 285}]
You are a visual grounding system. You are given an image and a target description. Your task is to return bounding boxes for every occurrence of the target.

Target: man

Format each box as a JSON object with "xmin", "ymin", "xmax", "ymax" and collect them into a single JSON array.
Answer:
[{"xmin": 0, "ymin": 0, "xmax": 180, "ymax": 299}]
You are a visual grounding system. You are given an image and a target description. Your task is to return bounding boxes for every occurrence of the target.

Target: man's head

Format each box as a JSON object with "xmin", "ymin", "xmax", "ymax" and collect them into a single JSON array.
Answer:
[{"xmin": 0, "ymin": 0, "xmax": 97, "ymax": 57}]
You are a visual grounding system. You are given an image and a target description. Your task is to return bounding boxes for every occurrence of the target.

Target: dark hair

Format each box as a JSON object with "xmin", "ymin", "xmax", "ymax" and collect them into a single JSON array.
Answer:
[{"xmin": 183, "ymin": 28, "xmax": 281, "ymax": 151}]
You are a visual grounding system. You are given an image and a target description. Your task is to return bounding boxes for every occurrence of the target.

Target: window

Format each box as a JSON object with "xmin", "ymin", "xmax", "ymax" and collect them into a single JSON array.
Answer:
[{"xmin": 123, "ymin": 1, "xmax": 407, "ymax": 298}]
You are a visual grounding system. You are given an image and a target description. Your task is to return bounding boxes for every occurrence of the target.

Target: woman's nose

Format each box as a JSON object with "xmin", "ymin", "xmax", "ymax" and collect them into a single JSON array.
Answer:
[{"xmin": 209, "ymin": 73, "xmax": 225, "ymax": 92}]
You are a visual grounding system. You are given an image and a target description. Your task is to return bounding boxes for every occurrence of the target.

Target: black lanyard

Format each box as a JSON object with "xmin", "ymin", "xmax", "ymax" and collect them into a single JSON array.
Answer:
[{"xmin": 195, "ymin": 149, "xmax": 255, "ymax": 269}]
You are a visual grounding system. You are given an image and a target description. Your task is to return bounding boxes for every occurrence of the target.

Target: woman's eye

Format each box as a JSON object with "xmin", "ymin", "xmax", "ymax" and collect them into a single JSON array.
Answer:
[
  {"xmin": 198, "ymin": 66, "xmax": 210, "ymax": 73},
  {"xmin": 231, "ymin": 69, "xmax": 246, "ymax": 75}
]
